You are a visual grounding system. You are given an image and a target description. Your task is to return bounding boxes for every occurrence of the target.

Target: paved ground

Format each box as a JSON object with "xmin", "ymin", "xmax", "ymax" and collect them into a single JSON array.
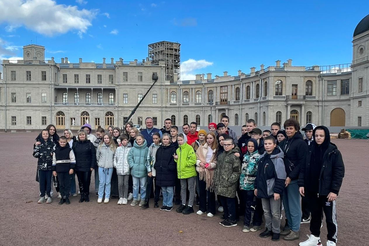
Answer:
[{"xmin": 0, "ymin": 132, "xmax": 367, "ymax": 246}]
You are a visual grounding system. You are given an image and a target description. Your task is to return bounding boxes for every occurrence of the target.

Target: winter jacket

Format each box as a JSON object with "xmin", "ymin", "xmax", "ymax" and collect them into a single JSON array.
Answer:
[
  {"xmin": 175, "ymin": 143, "xmax": 197, "ymax": 179},
  {"xmin": 227, "ymin": 127, "xmax": 238, "ymax": 145},
  {"xmin": 154, "ymin": 144, "xmax": 177, "ymax": 187},
  {"xmin": 240, "ymin": 150, "xmax": 260, "ymax": 191},
  {"xmin": 238, "ymin": 133, "xmax": 251, "ymax": 156},
  {"xmin": 147, "ymin": 143, "xmax": 161, "ymax": 176},
  {"xmin": 96, "ymin": 143, "xmax": 116, "ymax": 169},
  {"xmin": 128, "ymin": 140, "xmax": 149, "ymax": 178},
  {"xmin": 72, "ymin": 140, "xmax": 96, "ymax": 172},
  {"xmin": 279, "ymin": 131, "xmax": 307, "ymax": 180},
  {"xmin": 186, "ymin": 131, "xmax": 199, "ymax": 146},
  {"xmin": 213, "ymin": 147, "xmax": 241, "ymax": 198},
  {"xmin": 114, "ymin": 145, "xmax": 131, "ymax": 175},
  {"xmin": 140, "ymin": 128, "xmax": 161, "ymax": 147},
  {"xmin": 255, "ymin": 147, "xmax": 286, "ymax": 198},
  {"xmin": 33, "ymin": 139, "xmax": 55, "ymax": 171},
  {"xmin": 52, "ymin": 145, "xmax": 76, "ymax": 173}
]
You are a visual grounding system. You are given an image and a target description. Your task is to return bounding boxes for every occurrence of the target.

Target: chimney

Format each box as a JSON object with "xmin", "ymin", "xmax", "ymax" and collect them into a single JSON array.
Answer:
[
  {"xmin": 65, "ymin": 57, "xmax": 68, "ymax": 63},
  {"xmin": 111, "ymin": 58, "xmax": 114, "ymax": 64},
  {"xmin": 276, "ymin": 60, "xmax": 281, "ymax": 68},
  {"xmin": 79, "ymin": 58, "xmax": 82, "ymax": 63},
  {"xmin": 51, "ymin": 57, "xmax": 54, "ymax": 62},
  {"xmin": 238, "ymin": 70, "xmax": 242, "ymax": 76},
  {"xmin": 223, "ymin": 71, "xmax": 228, "ymax": 76},
  {"xmin": 120, "ymin": 58, "xmax": 123, "ymax": 63},
  {"xmin": 195, "ymin": 74, "xmax": 201, "ymax": 80},
  {"xmin": 0, "ymin": 72, "xmax": 2, "ymax": 79},
  {"xmin": 260, "ymin": 64, "xmax": 264, "ymax": 71},
  {"xmin": 250, "ymin": 67, "xmax": 256, "ymax": 73},
  {"xmin": 103, "ymin": 58, "xmax": 106, "ymax": 64},
  {"xmin": 207, "ymin": 73, "xmax": 212, "ymax": 80},
  {"xmin": 61, "ymin": 58, "xmax": 64, "ymax": 63},
  {"xmin": 288, "ymin": 59, "xmax": 292, "ymax": 66}
]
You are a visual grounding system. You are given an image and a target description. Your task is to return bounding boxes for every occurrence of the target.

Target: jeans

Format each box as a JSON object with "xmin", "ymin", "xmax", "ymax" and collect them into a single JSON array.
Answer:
[
  {"xmin": 70, "ymin": 173, "xmax": 76, "ymax": 195},
  {"xmin": 39, "ymin": 170, "xmax": 52, "ymax": 197},
  {"xmin": 57, "ymin": 172, "xmax": 71, "ymax": 198},
  {"xmin": 98, "ymin": 167, "xmax": 113, "ymax": 199},
  {"xmin": 132, "ymin": 176, "xmax": 147, "ymax": 200},
  {"xmin": 261, "ymin": 197, "xmax": 282, "ymax": 233},
  {"xmin": 146, "ymin": 176, "xmax": 160, "ymax": 203},
  {"xmin": 117, "ymin": 175, "xmax": 129, "ymax": 199},
  {"xmin": 162, "ymin": 186, "xmax": 174, "ymax": 207},
  {"xmin": 76, "ymin": 170, "xmax": 91, "ymax": 196},
  {"xmin": 218, "ymin": 196, "xmax": 237, "ymax": 222},
  {"xmin": 282, "ymin": 180, "xmax": 301, "ymax": 232},
  {"xmin": 198, "ymin": 179, "xmax": 216, "ymax": 214},
  {"xmin": 241, "ymin": 190, "xmax": 262, "ymax": 227},
  {"xmin": 180, "ymin": 176, "xmax": 196, "ymax": 206}
]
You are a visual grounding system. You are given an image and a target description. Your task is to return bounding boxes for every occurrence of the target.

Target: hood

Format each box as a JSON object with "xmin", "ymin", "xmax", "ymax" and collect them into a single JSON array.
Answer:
[
  {"xmin": 270, "ymin": 146, "xmax": 284, "ymax": 159},
  {"xmin": 246, "ymin": 138, "xmax": 258, "ymax": 151},
  {"xmin": 313, "ymin": 125, "xmax": 330, "ymax": 150},
  {"xmin": 81, "ymin": 123, "xmax": 92, "ymax": 132},
  {"xmin": 133, "ymin": 139, "xmax": 147, "ymax": 148}
]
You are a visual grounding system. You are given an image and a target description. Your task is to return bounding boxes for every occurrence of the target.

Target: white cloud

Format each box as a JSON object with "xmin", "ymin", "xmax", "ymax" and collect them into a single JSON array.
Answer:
[
  {"xmin": 110, "ymin": 29, "xmax": 119, "ymax": 35},
  {"xmin": 151, "ymin": 3, "xmax": 157, "ymax": 7},
  {"xmin": 96, "ymin": 44, "xmax": 103, "ymax": 49},
  {"xmin": 102, "ymin": 12, "xmax": 110, "ymax": 18},
  {"xmin": 0, "ymin": 0, "xmax": 97, "ymax": 37},
  {"xmin": 180, "ymin": 59, "xmax": 213, "ymax": 80},
  {"xmin": 76, "ymin": 0, "xmax": 87, "ymax": 5},
  {"xmin": 103, "ymin": 25, "xmax": 107, "ymax": 28}
]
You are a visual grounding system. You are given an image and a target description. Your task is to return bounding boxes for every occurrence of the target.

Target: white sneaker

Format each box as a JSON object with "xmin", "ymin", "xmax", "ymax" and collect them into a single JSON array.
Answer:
[
  {"xmin": 217, "ymin": 206, "xmax": 224, "ymax": 212},
  {"xmin": 46, "ymin": 197, "xmax": 52, "ymax": 204},
  {"xmin": 104, "ymin": 198, "xmax": 109, "ymax": 204},
  {"xmin": 38, "ymin": 197, "xmax": 46, "ymax": 204},
  {"xmin": 326, "ymin": 241, "xmax": 336, "ymax": 246},
  {"xmin": 97, "ymin": 198, "xmax": 103, "ymax": 204},
  {"xmin": 197, "ymin": 210, "xmax": 204, "ymax": 215},
  {"xmin": 207, "ymin": 212, "xmax": 214, "ymax": 217},
  {"xmin": 127, "ymin": 193, "xmax": 133, "ymax": 201},
  {"xmin": 122, "ymin": 198, "xmax": 128, "ymax": 205},
  {"xmin": 137, "ymin": 194, "xmax": 141, "ymax": 202},
  {"xmin": 299, "ymin": 234, "xmax": 321, "ymax": 246},
  {"xmin": 57, "ymin": 192, "xmax": 62, "ymax": 199},
  {"xmin": 117, "ymin": 198, "xmax": 123, "ymax": 205}
]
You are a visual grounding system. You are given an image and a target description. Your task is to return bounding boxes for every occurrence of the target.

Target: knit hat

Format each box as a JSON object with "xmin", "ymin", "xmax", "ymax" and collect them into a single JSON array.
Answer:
[
  {"xmin": 277, "ymin": 130, "xmax": 287, "ymax": 138},
  {"xmin": 198, "ymin": 129, "xmax": 207, "ymax": 136},
  {"xmin": 208, "ymin": 122, "xmax": 217, "ymax": 130},
  {"xmin": 81, "ymin": 123, "xmax": 92, "ymax": 132}
]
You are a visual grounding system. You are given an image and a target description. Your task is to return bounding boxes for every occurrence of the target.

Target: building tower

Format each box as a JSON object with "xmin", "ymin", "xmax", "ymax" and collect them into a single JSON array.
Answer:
[{"xmin": 148, "ymin": 41, "xmax": 180, "ymax": 83}]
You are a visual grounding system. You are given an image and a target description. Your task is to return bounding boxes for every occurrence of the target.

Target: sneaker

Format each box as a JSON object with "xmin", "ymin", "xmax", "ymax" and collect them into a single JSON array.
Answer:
[
  {"xmin": 97, "ymin": 198, "xmax": 103, "ymax": 204},
  {"xmin": 219, "ymin": 219, "xmax": 228, "ymax": 225},
  {"xmin": 58, "ymin": 199, "xmax": 65, "ymax": 205},
  {"xmin": 165, "ymin": 206, "xmax": 173, "ymax": 212},
  {"xmin": 122, "ymin": 198, "xmax": 128, "ymax": 205},
  {"xmin": 131, "ymin": 200, "xmax": 138, "ymax": 207},
  {"xmin": 218, "ymin": 206, "xmax": 224, "ymax": 212},
  {"xmin": 197, "ymin": 210, "xmax": 204, "ymax": 215},
  {"xmin": 280, "ymin": 227, "xmax": 291, "ymax": 236},
  {"xmin": 272, "ymin": 233, "xmax": 280, "ymax": 241},
  {"xmin": 65, "ymin": 198, "xmax": 70, "ymax": 205},
  {"xmin": 182, "ymin": 206, "xmax": 194, "ymax": 215},
  {"xmin": 160, "ymin": 206, "xmax": 168, "ymax": 211},
  {"xmin": 137, "ymin": 194, "xmax": 141, "ymax": 202},
  {"xmin": 117, "ymin": 198, "xmax": 123, "ymax": 205},
  {"xmin": 176, "ymin": 204, "xmax": 186, "ymax": 213},
  {"xmin": 326, "ymin": 240, "xmax": 336, "ymax": 246},
  {"xmin": 46, "ymin": 197, "xmax": 52, "ymax": 204},
  {"xmin": 299, "ymin": 234, "xmax": 321, "ymax": 246},
  {"xmin": 284, "ymin": 230, "xmax": 300, "ymax": 241},
  {"xmin": 154, "ymin": 202, "xmax": 159, "ymax": 208},
  {"xmin": 139, "ymin": 200, "xmax": 145, "ymax": 207},
  {"xmin": 72, "ymin": 193, "xmax": 78, "ymax": 197},
  {"xmin": 38, "ymin": 197, "xmax": 46, "ymax": 204},
  {"xmin": 242, "ymin": 226, "xmax": 251, "ymax": 233},
  {"xmin": 301, "ymin": 217, "xmax": 311, "ymax": 224},
  {"xmin": 259, "ymin": 229, "xmax": 273, "ymax": 238},
  {"xmin": 250, "ymin": 226, "xmax": 261, "ymax": 232},
  {"xmin": 127, "ymin": 193, "xmax": 133, "ymax": 201},
  {"xmin": 104, "ymin": 198, "xmax": 109, "ymax": 204},
  {"xmin": 207, "ymin": 212, "xmax": 214, "ymax": 218},
  {"xmin": 141, "ymin": 203, "xmax": 149, "ymax": 209},
  {"xmin": 221, "ymin": 220, "xmax": 237, "ymax": 228},
  {"xmin": 57, "ymin": 192, "xmax": 62, "ymax": 199}
]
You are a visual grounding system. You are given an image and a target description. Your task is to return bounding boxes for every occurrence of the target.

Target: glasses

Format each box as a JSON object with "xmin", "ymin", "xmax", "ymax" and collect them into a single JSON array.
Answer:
[{"xmin": 223, "ymin": 144, "xmax": 233, "ymax": 147}]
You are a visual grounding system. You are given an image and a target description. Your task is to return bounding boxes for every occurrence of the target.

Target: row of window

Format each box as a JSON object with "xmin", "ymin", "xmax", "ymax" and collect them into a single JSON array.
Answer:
[
  {"xmin": 11, "ymin": 93, "xmax": 47, "ymax": 103},
  {"xmin": 61, "ymin": 72, "xmax": 144, "ymax": 84},
  {"xmin": 11, "ymin": 116, "xmax": 47, "ymax": 126},
  {"xmin": 11, "ymin": 71, "xmax": 47, "ymax": 81}
]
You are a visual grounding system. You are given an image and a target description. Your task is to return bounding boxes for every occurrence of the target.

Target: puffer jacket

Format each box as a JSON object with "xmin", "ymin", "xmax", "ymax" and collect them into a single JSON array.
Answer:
[
  {"xmin": 175, "ymin": 143, "xmax": 197, "ymax": 179},
  {"xmin": 114, "ymin": 145, "xmax": 131, "ymax": 175},
  {"xmin": 147, "ymin": 143, "xmax": 161, "ymax": 176},
  {"xmin": 72, "ymin": 140, "xmax": 96, "ymax": 172},
  {"xmin": 96, "ymin": 143, "xmax": 116, "ymax": 169},
  {"xmin": 128, "ymin": 140, "xmax": 149, "ymax": 178},
  {"xmin": 240, "ymin": 150, "xmax": 260, "ymax": 191},
  {"xmin": 213, "ymin": 147, "xmax": 241, "ymax": 198},
  {"xmin": 33, "ymin": 138, "xmax": 55, "ymax": 171},
  {"xmin": 154, "ymin": 144, "xmax": 177, "ymax": 187}
]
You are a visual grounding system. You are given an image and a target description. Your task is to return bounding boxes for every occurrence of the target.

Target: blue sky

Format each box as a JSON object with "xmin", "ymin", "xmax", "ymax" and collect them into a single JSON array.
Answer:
[{"xmin": 0, "ymin": 0, "xmax": 368, "ymax": 79}]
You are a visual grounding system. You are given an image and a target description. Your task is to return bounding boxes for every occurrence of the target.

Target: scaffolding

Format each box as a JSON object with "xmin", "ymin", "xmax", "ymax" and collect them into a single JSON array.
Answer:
[{"xmin": 148, "ymin": 41, "xmax": 180, "ymax": 83}]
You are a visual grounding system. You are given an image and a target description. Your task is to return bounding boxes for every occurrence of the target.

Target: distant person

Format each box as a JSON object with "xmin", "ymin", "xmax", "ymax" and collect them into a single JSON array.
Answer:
[
  {"xmin": 221, "ymin": 115, "xmax": 238, "ymax": 144},
  {"xmin": 277, "ymin": 130, "xmax": 287, "ymax": 145},
  {"xmin": 208, "ymin": 122, "xmax": 217, "ymax": 135},
  {"xmin": 263, "ymin": 130, "xmax": 271, "ymax": 139},
  {"xmin": 238, "ymin": 119, "xmax": 256, "ymax": 156},
  {"xmin": 216, "ymin": 123, "xmax": 227, "ymax": 136},
  {"xmin": 161, "ymin": 118, "xmax": 172, "ymax": 135},
  {"xmin": 186, "ymin": 122, "xmax": 199, "ymax": 146},
  {"xmin": 114, "ymin": 134, "xmax": 131, "ymax": 205},
  {"xmin": 170, "ymin": 126, "xmax": 179, "ymax": 149},
  {"xmin": 192, "ymin": 129, "xmax": 207, "ymax": 152},
  {"xmin": 182, "ymin": 124, "xmax": 190, "ymax": 136},
  {"xmin": 271, "ymin": 122, "xmax": 281, "ymax": 140},
  {"xmin": 141, "ymin": 117, "xmax": 161, "ymax": 147}
]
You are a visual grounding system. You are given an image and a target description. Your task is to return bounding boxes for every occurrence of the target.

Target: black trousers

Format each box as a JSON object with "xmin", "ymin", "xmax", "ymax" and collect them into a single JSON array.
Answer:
[
  {"xmin": 57, "ymin": 172, "xmax": 71, "ymax": 198},
  {"xmin": 301, "ymin": 195, "xmax": 311, "ymax": 219},
  {"xmin": 76, "ymin": 170, "xmax": 91, "ymax": 195},
  {"xmin": 307, "ymin": 193, "xmax": 338, "ymax": 243},
  {"xmin": 219, "ymin": 196, "xmax": 237, "ymax": 222},
  {"xmin": 198, "ymin": 179, "xmax": 216, "ymax": 214},
  {"xmin": 240, "ymin": 190, "xmax": 263, "ymax": 227},
  {"xmin": 146, "ymin": 176, "xmax": 160, "ymax": 203}
]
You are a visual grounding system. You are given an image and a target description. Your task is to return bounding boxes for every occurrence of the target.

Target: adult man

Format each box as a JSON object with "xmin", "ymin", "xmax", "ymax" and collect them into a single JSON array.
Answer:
[
  {"xmin": 140, "ymin": 117, "xmax": 162, "ymax": 147},
  {"xmin": 221, "ymin": 115, "xmax": 238, "ymax": 144},
  {"xmin": 186, "ymin": 122, "xmax": 198, "ymax": 146},
  {"xmin": 182, "ymin": 124, "xmax": 190, "ymax": 136},
  {"xmin": 271, "ymin": 122, "xmax": 281, "ymax": 140},
  {"xmin": 161, "ymin": 118, "xmax": 172, "ymax": 135}
]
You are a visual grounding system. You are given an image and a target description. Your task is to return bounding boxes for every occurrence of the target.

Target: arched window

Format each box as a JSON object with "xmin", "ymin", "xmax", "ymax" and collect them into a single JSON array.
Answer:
[
  {"xmin": 235, "ymin": 114, "xmax": 239, "ymax": 126},
  {"xmin": 254, "ymin": 112, "xmax": 258, "ymax": 125},
  {"xmin": 246, "ymin": 86, "xmax": 250, "ymax": 99},
  {"xmin": 275, "ymin": 80, "xmax": 283, "ymax": 95},
  {"xmin": 290, "ymin": 110, "xmax": 299, "ymax": 122},
  {"xmin": 235, "ymin": 87, "xmax": 240, "ymax": 100},
  {"xmin": 245, "ymin": 113, "xmax": 249, "ymax": 122},
  {"xmin": 195, "ymin": 90, "xmax": 201, "ymax": 103},
  {"xmin": 263, "ymin": 112, "xmax": 266, "ymax": 126},
  {"xmin": 56, "ymin": 111, "xmax": 65, "ymax": 127},
  {"xmin": 208, "ymin": 90, "xmax": 214, "ymax": 103},
  {"xmin": 183, "ymin": 115, "xmax": 188, "ymax": 125},
  {"xmin": 171, "ymin": 115, "xmax": 176, "ymax": 126},
  {"xmin": 105, "ymin": 111, "xmax": 114, "ymax": 127},
  {"xmin": 276, "ymin": 111, "xmax": 282, "ymax": 125},
  {"xmin": 306, "ymin": 80, "xmax": 313, "ymax": 96},
  {"xmin": 80, "ymin": 111, "xmax": 90, "ymax": 125},
  {"xmin": 196, "ymin": 115, "xmax": 201, "ymax": 125},
  {"xmin": 183, "ymin": 91, "xmax": 189, "ymax": 103},
  {"xmin": 264, "ymin": 81, "xmax": 268, "ymax": 97},
  {"xmin": 306, "ymin": 111, "xmax": 312, "ymax": 124},
  {"xmin": 208, "ymin": 114, "xmax": 212, "ymax": 124},
  {"xmin": 170, "ymin": 91, "xmax": 177, "ymax": 104},
  {"xmin": 256, "ymin": 84, "xmax": 260, "ymax": 98}
]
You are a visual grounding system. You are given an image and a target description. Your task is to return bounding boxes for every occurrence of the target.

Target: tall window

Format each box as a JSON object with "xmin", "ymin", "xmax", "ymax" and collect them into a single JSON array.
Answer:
[
  {"xmin": 11, "ymin": 93, "xmax": 16, "ymax": 103},
  {"xmin": 11, "ymin": 116, "xmax": 16, "ymax": 125},
  {"xmin": 208, "ymin": 90, "xmax": 214, "ymax": 103},
  {"xmin": 105, "ymin": 112, "xmax": 114, "ymax": 126},
  {"xmin": 62, "ymin": 92, "xmax": 68, "ymax": 104},
  {"xmin": 86, "ymin": 74, "xmax": 90, "ymax": 84},
  {"xmin": 109, "ymin": 93, "xmax": 114, "ymax": 105},
  {"xmin": 196, "ymin": 115, "xmax": 200, "ymax": 125},
  {"xmin": 170, "ymin": 91, "xmax": 177, "ymax": 104},
  {"xmin": 235, "ymin": 87, "xmax": 240, "ymax": 100},
  {"xmin": 26, "ymin": 116, "xmax": 32, "ymax": 125},
  {"xmin": 306, "ymin": 80, "xmax": 313, "ymax": 95},
  {"xmin": 138, "ymin": 117, "xmax": 143, "ymax": 126},
  {"xmin": 123, "ymin": 93, "xmax": 128, "ymax": 104},
  {"xmin": 171, "ymin": 115, "xmax": 176, "ymax": 125},
  {"xmin": 95, "ymin": 118, "xmax": 100, "ymax": 127},
  {"xmin": 220, "ymin": 86, "xmax": 228, "ymax": 104},
  {"xmin": 275, "ymin": 80, "xmax": 283, "ymax": 95},
  {"xmin": 341, "ymin": 79, "xmax": 349, "ymax": 95},
  {"xmin": 97, "ymin": 93, "xmax": 103, "ymax": 105},
  {"xmin": 11, "ymin": 71, "xmax": 16, "ymax": 81},
  {"xmin": 264, "ymin": 81, "xmax": 268, "ymax": 97},
  {"xmin": 97, "ymin": 74, "xmax": 102, "ymax": 84},
  {"xmin": 63, "ymin": 74, "xmax": 67, "ymax": 83},
  {"xmin": 306, "ymin": 111, "xmax": 312, "ymax": 124},
  {"xmin": 245, "ymin": 113, "xmax": 249, "ymax": 122},
  {"xmin": 138, "ymin": 72, "xmax": 143, "ymax": 82},
  {"xmin": 41, "ymin": 93, "xmax": 47, "ymax": 103},
  {"xmin": 263, "ymin": 112, "xmax": 266, "ymax": 126},
  {"xmin": 327, "ymin": 80, "xmax": 337, "ymax": 96},
  {"xmin": 70, "ymin": 117, "xmax": 76, "ymax": 126},
  {"xmin": 74, "ymin": 74, "xmax": 79, "ymax": 84},
  {"xmin": 256, "ymin": 84, "xmax": 260, "ymax": 98},
  {"xmin": 80, "ymin": 111, "xmax": 90, "ymax": 126},
  {"xmin": 26, "ymin": 93, "xmax": 31, "ymax": 103},
  {"xmin": 196, "ymin": 90, "xmax": 201, "ymax": 103},
  {"xmin": 246, "ymin": 86, "xmax": 250, "ymax": 99},
  {"xmin": 183, "ymin": 115, "xmax": 188, "ymax": 125},
  {"xmin": 208, "ymin": 114, "xmax": 212, "ymax": 124},
  {"xmin": 138, "ymin": 93, "xmax": 143, "ymax": 103},
  {"xmin": 235, "ymin": 114, "xmax": 239, "ymax": 126},
  {"xmin": 86, "ymin": 93, "xmax": 91, "ymax": 104},
  {"xmin": 42, "ymin": 116, "xmax": 47, "ymax": 125},
  {"xmin": 183, "ymin": 91, "xmax": 189, "ymax": 103},
  {"xmin": 109, "ymin": 75, "xmax": 114, "ymax": 84},
  {"xmin": 74, "ymin": 92, "xmax": 79, "ymax": 104},
  {"xmin": 26, "ymin": 71, "xmax": 31, "ymax": 81},
  {"xmin": 358, "ymin": 78, "xmax": 363, "ymax": 93},
  {"xmin": 276, "ymin": 111, "xmax": 282, "ymax": 125},
  {"xmin": 41, "ymin": 71, "xmax": 46, "ymax": 81},
  {"xmin": 152, "ymin": 94, "xmax": 157, "ymax": 104},
  {"xmin": 123, "ymin": 72, "xmax": 128, "ymax": 82},
  {"xmin": 254, "ymin": 112, "xmax": 258, "ymax": 125},
  {"xmin": 358, "ymin": 116, "xmax": 362, "ymax": 127}
]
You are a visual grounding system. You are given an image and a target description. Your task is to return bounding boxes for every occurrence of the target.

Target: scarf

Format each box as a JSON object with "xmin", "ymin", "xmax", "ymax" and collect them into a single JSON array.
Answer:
[{"xmin": 196, "ymin": 143, "xmax": 217, "ymax": 191}]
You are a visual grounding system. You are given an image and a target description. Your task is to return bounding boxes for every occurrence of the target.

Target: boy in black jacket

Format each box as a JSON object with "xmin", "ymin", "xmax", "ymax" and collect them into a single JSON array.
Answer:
[{"xmin": 52, "ymin": 136, "xmax": 76, "ymax": 205}]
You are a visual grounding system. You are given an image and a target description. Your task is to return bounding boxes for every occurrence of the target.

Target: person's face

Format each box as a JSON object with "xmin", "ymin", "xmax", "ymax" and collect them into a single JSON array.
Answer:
[
  {"xmin": 96, "ymin": 132, "xmax": 103, "ymax": 139},
  {"xmin": 164, "ymin": 120, "xmax": 172, "ymax": 129},
  {"xmin": 162, "ymin": 136, "xmax": 170, "ymax": 146},
  {"xmin": 59, "ymin": 139, "xmax": 67, "ymax": 147},
  {"xmin": 64, "ymin": 131, "xmax": 70, "ymax": 139},
  {"xmin": 190, "ymin": 124, "xmax": 197, "ymax": 134},
  {"xmin": 209, "ymin": 125, "xmax": 216, "ymax": 132},
  {"xmin": 198, "ymin": 134, "xmax": 206, "ymax": 142},
  {"xmin": 251, "ymin": 133, "xmax": 261, "ymax": 140},
  {"xmin": 218, "ymin": 136, "xmax": 224, "ymax": 146},
  {"xmin": 264, "ymin": 139, "xmax": 276, "ymax": 154},
  {"xmin": 108, "ymin": 127, "xmax": 113, "ymax": 135},
  {"xmin": 263, "ymin": 132, "xmax": 271, "ymax": 139},
  {"xmin": 153, "ymin": 135, "xmax": 160, "ymax": 145},
  {"xmin": 221, "ymin": 118, "xmax": 229, "ymax": 127},
  {"xmin": 285, "ymin": 126, "xmax": 297, "ymax": 138},
  {"xmin": 113, "ymin": 129, "xmax": 120, "ymax": 137},
  {"xmin": 125, "ymin": 125, "xmax": 131, "ymax": 132},
  {"xmin": 222, "ymin": 140, "xmax": 234, "ymax": 152},
  {"xmin": 271, "ymin": 125, "xmax": 280, "ymax": 136},
  {"xmin": 79, "ymin": 133, "xmax": 86, "ymax": 141},
  {"xmin": 182, "ymin": 125, "xmax": 189, "ymax": 134},
  {"xmin": 42, "ymin": 130, "xmax": 49, "ymax": 140},
  {"xmin": 305, "ymin": 130, "xmax": 313, "ymax": 140},
  {"xmin": 219, "ymin": 127, "xmax": 227, "ymax": 134},
  {"xmin": 315, "ymin": 129, "xmax": 325, "ymax": 145},
  {"xmin": 241, "ymin": 127, "xmax": 247, "ymax": 135},
  {"xmin": 247, "ymin": 142, "xmax": 255, "ymax": 153},
  {"xmin": 136, "ymin": 136, "xmax": 144, "ymax": 145},
  {"xmin": 206, "ymin": 134, "xmax": 214, "ymax": 146},
  {"xmin": 277, "ymin": 134, "xmax": 285, "ymax": 143},
  {"xmin": 103, "ymin": 135, "xmax": 110, "ymax": 144},
  {"xmin": 246, "ymin": 123, "xmax": 255, "ymax": 133},
  {"xmin": 49, "ymin": 127, "xmax": 56, "ymax": 136},
  {"xmin": 121, "ymin": 139, "xmax": 128, "ymax": 146},
  {"xmin": 83, "ymin": 127, "xmax": 90, "ymax": 134},
  {"xmin": 177, "ymin": 136, "xmax": 184, "ymax": 146},
  {"xmin": 170, "ymin": 128, "xmax": 178, "ymax": 137},
  {"xmin": 145, "ymin": 119, "xmax": 153, "ymax": 129},
  {"xmin": 129, "ymin": 130, "xmax": 136, "ymax": 138}
]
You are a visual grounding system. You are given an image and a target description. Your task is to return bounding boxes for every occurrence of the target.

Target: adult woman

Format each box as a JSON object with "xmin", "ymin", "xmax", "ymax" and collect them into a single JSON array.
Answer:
[
  {"xmin": 123, "ymin": 122, "xmax": 134, "ymax": 136},
  {"xmin": 129, "ymin": 127, "xmax": 139, "ymax": 146},
  {"xmin": 72, "ymin": 131, "xmax": 96, "ymax": 202}
]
